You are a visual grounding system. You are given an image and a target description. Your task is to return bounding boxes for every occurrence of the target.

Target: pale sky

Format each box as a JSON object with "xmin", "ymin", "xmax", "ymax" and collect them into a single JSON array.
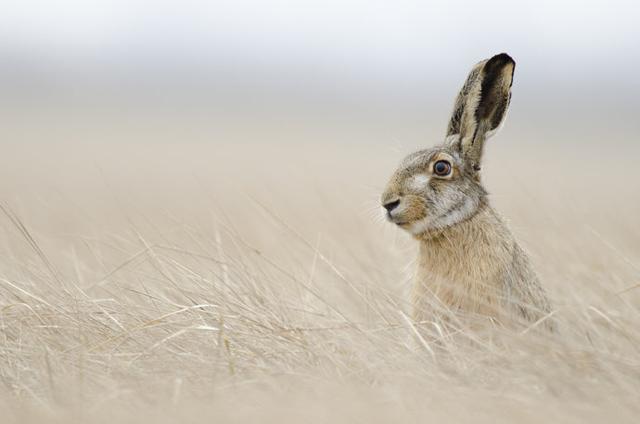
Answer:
[
  {"xmin": 0, "ymin": 0, "xmax": 638, "ymax": 146},
  {"xmin": 1, "ymin": 0, "xmax": 638, "ymax": 127},
  {"xmin": 1, "ymin": 0, "xmax": 637, "ymax": 77}
]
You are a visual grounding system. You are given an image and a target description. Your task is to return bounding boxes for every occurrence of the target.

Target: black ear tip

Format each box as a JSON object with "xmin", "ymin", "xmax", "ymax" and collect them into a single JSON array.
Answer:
[{"xmin": 488, "ymin": 53, "xmax": 515, "ymax": 67}]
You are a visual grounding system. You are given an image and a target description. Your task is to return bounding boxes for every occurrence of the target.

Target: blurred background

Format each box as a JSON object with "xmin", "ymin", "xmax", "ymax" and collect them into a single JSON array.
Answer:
[
  {"xmin": 1, "ymin": 0, "xmax": 638, "ymax": 150},
  {"xmin": 0, "ymin": 0, "xmax": 638, "ymax": 239},
  {"xmin": 2, "ymin": 0, "xmax": 638, "ymax": 244},
  {"xmin": 1, "ymin": 4, "xmax": 640, "ymax": 422}
]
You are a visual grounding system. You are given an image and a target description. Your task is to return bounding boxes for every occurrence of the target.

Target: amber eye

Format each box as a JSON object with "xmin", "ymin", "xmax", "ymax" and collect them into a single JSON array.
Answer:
[{"xmin": 433, "ymin": 160, "xmax": 452, "ymax": 177}]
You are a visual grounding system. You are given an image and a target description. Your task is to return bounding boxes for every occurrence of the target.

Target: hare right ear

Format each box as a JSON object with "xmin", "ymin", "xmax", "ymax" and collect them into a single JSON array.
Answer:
[{"xmin": 446, "ymin": 53, "xmax": 515, "ymax": 170}]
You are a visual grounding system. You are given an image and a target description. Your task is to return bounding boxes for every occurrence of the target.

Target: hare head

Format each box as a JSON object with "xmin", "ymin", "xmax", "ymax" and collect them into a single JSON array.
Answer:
[{"xmin": 381, "ymin": 53, "xmax": 515, "ymax": 237}]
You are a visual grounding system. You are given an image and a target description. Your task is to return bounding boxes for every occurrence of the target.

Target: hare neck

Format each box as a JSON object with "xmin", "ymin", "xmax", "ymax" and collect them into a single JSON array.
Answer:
[{"xmin": 415, "ymin": 203, "xmax": 514, "ymax": 281}]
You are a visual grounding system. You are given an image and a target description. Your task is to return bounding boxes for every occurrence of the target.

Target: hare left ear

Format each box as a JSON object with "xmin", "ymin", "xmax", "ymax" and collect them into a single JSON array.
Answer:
[{"xmin": 446, "ymin": 53, "xmax": 515, "ymax": 170}]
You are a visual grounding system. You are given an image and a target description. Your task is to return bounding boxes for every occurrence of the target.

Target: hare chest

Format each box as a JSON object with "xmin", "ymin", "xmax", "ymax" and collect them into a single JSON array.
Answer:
[
  {"xmin": 412, "ymin": 262, "xmax": 507, "ymax": 325},
  {"xmin": 412, "ymin": 220, "xmax": 515, "ymax": 324}
]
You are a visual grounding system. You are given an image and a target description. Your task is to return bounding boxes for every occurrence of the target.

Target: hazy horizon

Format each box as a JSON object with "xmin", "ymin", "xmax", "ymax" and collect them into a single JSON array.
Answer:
[{"xmin": 2, "ymin": 0, "xmax": 639, "ymax": 146}]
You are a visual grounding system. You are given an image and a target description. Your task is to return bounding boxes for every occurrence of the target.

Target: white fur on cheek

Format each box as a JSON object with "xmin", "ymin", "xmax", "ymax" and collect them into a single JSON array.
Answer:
[
  {"xmin": 408, "ymin": 217, "xmax": 431, "ymax": 235},
  {"xmin": 408, "ymin": 196, "xmax": 479, "ymax": 235},
  {"xmin": 407, "ymin": 174, "xmax": 430, "ymax": 192},
  {"xmin": 433, "ymin": 197, "xmax": 477, "ymax": 229}
]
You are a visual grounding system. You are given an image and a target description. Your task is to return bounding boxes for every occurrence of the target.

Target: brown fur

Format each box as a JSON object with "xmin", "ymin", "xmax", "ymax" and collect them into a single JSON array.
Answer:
[{"xmin": 382, "ymin": 53, "xmax": 553, "ymax": 330}]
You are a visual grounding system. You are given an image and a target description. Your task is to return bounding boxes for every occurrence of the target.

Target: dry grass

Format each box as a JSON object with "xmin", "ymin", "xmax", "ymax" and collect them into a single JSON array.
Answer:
[{"xmin": 0, "ymin": 137, "xmax": 639, "ymax": 423}]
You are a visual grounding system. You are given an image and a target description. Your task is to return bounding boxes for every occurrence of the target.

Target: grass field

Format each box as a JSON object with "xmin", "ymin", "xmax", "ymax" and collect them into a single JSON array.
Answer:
[{"xmin": 0, "ymin": 133, "xmax": 639, "ymax": 423}]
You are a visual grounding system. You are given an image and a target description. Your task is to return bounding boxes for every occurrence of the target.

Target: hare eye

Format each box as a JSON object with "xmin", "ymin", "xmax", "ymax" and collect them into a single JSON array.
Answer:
[{"xmin": 433, "ymin": 160, "xmax": 452, "ymax": 177}]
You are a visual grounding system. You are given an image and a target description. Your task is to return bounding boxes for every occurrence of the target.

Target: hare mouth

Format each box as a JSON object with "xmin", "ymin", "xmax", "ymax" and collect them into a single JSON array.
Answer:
[
  {"xmin": 386, "ymin": 214, "xmax": 406, "ymax": 225},
  {"xmin": 390, "ymin": 219, "xmax": 412, "ymax": 227},
  {"xmin": 387, "ymin": 214, "xmax": 422, "ymax": 227},
  {"xmin": 390, "ymin": 215, "xmax": 430, "ymax": 232}
]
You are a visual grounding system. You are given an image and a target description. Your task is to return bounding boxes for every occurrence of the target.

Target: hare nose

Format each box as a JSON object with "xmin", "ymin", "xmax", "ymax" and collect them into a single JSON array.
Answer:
[{"xmin": 383, "ymin": 199, "xmax": 400, "ymax": 213}]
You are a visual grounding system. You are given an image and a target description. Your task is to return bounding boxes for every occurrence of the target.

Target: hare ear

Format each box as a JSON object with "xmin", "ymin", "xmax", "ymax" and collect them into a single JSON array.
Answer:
[{"xmin": 446, "ymin": 53, "xmax": 515, "ymax": 170}]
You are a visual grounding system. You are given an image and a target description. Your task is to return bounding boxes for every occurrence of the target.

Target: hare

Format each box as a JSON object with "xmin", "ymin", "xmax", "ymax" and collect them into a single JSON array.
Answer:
[{"xmin": 381, "ymin": 53, "xmax": 553, "ymax": 331}]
